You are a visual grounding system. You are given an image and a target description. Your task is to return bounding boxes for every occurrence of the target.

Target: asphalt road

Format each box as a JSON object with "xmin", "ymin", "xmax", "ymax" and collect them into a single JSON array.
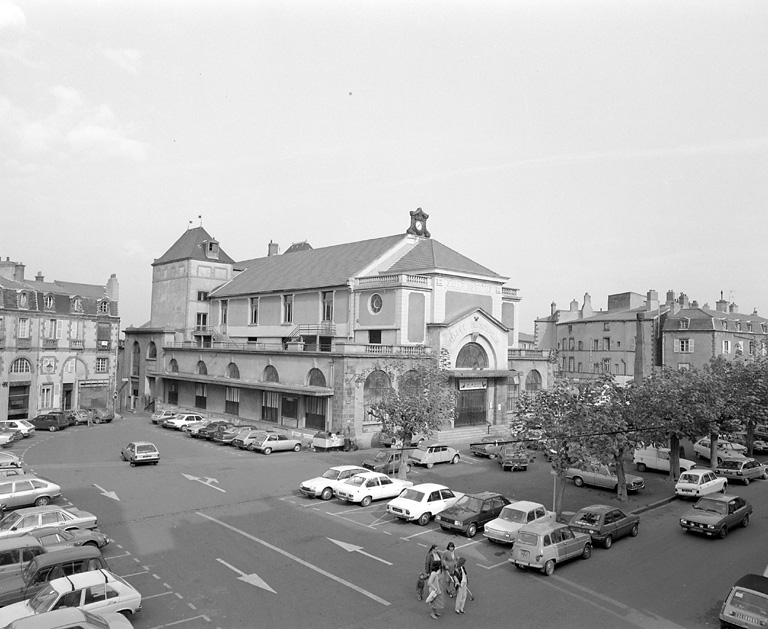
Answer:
[{"xmin": 12, "ymin": 414, "xmax": 768, "ymax": 629}]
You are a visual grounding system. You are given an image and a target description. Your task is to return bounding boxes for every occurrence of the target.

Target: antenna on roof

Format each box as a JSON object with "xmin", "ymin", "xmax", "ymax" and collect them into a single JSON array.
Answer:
[
  {"xmin": 188, "ymin": 220, "xmax": 193, "ymax": 230},
  {"xmin": 199, "ymin": 214, "xmax": 203, "ymax": 227}
]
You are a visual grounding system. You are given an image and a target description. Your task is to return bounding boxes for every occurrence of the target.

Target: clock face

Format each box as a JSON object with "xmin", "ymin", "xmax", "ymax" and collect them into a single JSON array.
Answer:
[
  {"xmin": 370, "ymin": 293, "xmax": 383, "ymax": 314},
  {"xmin": 414, "ymin": 220, "xmax": 423, "ymax": 231}
]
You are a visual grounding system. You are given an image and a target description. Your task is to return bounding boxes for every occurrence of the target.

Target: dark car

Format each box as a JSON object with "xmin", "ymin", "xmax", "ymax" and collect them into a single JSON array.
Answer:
[
  {"xmin": 91, "ymin": 408, "xmax": 114, "ymax": 423},
  {"xmin": 213, "ymin": 425, "xmax": 256, "ymax": 445},
  {"xmin": 434, "ymin": 491, "xmax": 512, "ymax": 538},
  {"xmin": 29, "ymin": 413, "xmax": 69, "ymax": 432},
  {"xmin": 679, "ymin": 494, "xmax": 752, "ymax": 539},
  {"xmin": 499, "ymin": 444, "xmax": 531, "ymax": 471},
  {"xmin": 568, "ymin": 504, "xmax": 640, "ymax": 549},
  {"xmin": 362, "ymin": 450, "xmax": 411, "ymax": 474},
  {"xmin": 199, "ymin": 421, "xmax": 233, "ymax": 440},
  {"xmin": 720, "ymin": 573, "xmax": 768, "ymax": 628}
]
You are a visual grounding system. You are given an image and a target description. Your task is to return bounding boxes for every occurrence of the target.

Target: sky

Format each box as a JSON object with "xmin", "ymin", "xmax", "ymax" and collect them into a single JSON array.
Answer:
[{"xmin": 2, "ymin": 0, "xmax": 768, "ymax": 333}]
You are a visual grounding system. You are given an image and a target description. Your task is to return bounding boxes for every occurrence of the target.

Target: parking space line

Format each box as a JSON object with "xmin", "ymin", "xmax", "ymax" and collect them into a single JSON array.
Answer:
[
  {"xmin": 476, "ymin": 560, "xmax": 509, "ymax": 570},
  {"xmin": 399, "ymin": 527, "xmax": 440, "ymax": 541},
  {"xmin": 455, "ymin": 540, "xmax": 481, "ymax": 550},
  {"xmin": 146, "ymin": 615, "xmax": 212, "ymax": 628},
  {"xmin": 143, "ymin": 591, "xmax": 176, "ymax": 600},
  {"xmin": 120, "ymin": 570, "xmax": 150, "ymax": 578}
]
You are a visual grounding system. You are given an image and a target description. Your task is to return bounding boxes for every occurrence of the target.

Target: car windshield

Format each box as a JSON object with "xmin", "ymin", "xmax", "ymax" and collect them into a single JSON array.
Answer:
[
  {"xmin": 694, "ymin": 499, "xmax": 726, "ymax": 514},
  {"xmin": 346, "ymin": 476, "xmax": 366, "ymax": 487},
  {"xmin": 572, "ymin": 512, "xmax": 601, "ymax": 526},
  {"xmin": 398, "ymin": 489, "xmax": 425, "ymax": 502},
  {"xmin": 453, "ymin": 496, "xmax": 483, "ymax": 512},
  {"xmin": 0, "ymin": 513, "xmax": 21, "ymax": 531},
  {"xmin": 517, "ymin": 531, "xmax": 539, "ymax": 546},
  {"xmin": 322, "ymin": 469, "xmax": 342, "ymax": 480},
  {"xmin": 678, "ymin": 473, "xmax": 700, "ymax": 484},
  {"xmin": 373, "ymin": 451, "xmax": 390, "ymax": 462},
  {"xmin": 28, "ymin": 584, "xmax": 59, "ymax": 613},
  {"xmin": 499, "ymin": 508, "xmax": 527, "ymax": 524},
  {"xmin": 728, "ymin": 588, "xmax": 768, "ymax": 616}
]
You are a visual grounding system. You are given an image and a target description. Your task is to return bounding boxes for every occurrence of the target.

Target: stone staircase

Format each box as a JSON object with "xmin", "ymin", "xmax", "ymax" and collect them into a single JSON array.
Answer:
[{"xmin": 434, "ymin": 424, "xmax": 509, "ymax": 445}]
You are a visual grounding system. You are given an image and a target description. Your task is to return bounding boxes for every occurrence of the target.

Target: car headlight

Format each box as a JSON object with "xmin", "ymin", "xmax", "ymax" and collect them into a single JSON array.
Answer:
[
  {"xmin": 706, "ymin": 524, "xmax": 715, "ymax": 530},
  {"xmin": 680, "ymin": 519, "xmax": 688, "ymax": 525}
]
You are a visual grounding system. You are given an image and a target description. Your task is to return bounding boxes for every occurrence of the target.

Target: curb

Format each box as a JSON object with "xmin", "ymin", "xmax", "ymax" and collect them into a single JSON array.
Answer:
[{"xmin": 631, "ymin": 494, "xmax": 678, "ymax": 515}]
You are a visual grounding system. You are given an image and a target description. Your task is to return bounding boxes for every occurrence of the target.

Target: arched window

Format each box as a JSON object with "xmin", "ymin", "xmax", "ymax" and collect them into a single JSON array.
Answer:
[
  {"xmin": 227, "ymin": 363, "xmax": 240, "ymax": 379},
  {"xmin": 169, "ymin": 359, "xmax": 179, "ymax": 373},
  {"xmin": 400, "ymin": 369, "xmax": 421, "ymax": 396},
  {"xmin": 131, "ymin": 342, "xmax": 141, "ymax": 377},
  {"xmin": 44, "ymin": 294, "xmax": 55, "ymax": 310},
  {"xmin": 147, "ymin": 342, "xmax": 157, "ymax": 359},
  {"xmin": 196, "ymin": 361, "xmax": 207, "ymax": 375},
  {"xmin": 525, "ymin": 370, "xmax": 542, "ymax": 392},
  {"xmin": 262, "ymin": 365, "xmax": 278, "ymax": 382},
  {"xmin": 99, "ymin": 300, "xmax": 110, "ymax": 314},
  {"xmin": 364, "ymin": 370, "xmax": 392, "ymax": 421},
  {"xmin": 308, "ymin": 368, "xmax": 326, "ymax": 387},
  {"xmin": 18, "ymin": 292, "xmax": 28, "ymax": 309},
  {"xmin": 456, "ymin": 342, "xmax": 488, "ymax": 369},
  {"xmin": 10, "ymin": 358, "xmax": 31, "ymax": 374}
]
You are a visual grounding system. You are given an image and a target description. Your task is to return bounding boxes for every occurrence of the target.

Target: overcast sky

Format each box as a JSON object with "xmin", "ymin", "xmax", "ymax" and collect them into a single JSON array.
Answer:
[{"xmin": 2, "ymin": 0, "xmax": 768, "ymax": 333}]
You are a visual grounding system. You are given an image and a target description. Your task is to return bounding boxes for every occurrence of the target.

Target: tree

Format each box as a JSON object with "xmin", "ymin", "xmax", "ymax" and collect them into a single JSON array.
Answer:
[{"xmin": 366, "ymin": 358, "xmax": 456, "ymax": 479}]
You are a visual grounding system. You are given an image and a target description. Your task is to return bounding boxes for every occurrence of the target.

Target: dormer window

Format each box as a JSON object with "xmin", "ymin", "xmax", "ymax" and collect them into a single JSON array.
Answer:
[
  {"xmin": 747, "ymin": 322, "xmax": 753, "ymax": 332},
  {"xmin": 71, "ymin": 297, "xmax": 83, "ymax": 313},
  {"xmin": 679, "ymin": 318, "xmax": 689, "ymax": 330},
  {"xmin": 44, "ymin": 294, "xmax": 55, "ymax": 310},
  {"xmin": 735, "ymin": 321, "xmax": 742, "ymax": 332},
  {"xmin": 98, "ymin": 300, "xmax": 110, "ymax": 314},
  {"xmin": 18, "ymin": 292, "xmax": 28, "ymax": 309},
  {"xmin": 721, "ymin": 320, "xmax": 728, "ymax": 330},
  {"xmin": 204, "ymin": 240, "xmax": 220, "ymax": 260}
]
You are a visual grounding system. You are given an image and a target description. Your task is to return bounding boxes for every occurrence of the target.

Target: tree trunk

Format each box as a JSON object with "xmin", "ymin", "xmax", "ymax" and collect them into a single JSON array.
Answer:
[
  {"xmin": 554, "ymin": 471, "xmax": 567, "ymax": 521},
  {"xmin": 709, "ymin": 431, "xmax": 719, "ymax": 469},
  {"xmin": 668, "ymin": 433, "xmax": 681, "ymax": 482},
  {"xmin": 614, "ymin": 454, "xmax": 628, "ymax": 503}
]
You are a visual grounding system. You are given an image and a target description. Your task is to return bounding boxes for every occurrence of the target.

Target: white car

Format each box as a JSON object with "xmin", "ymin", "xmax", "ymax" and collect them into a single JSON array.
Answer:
[
  {"xmin": 0, "ymin": 420, "xmax": 35, "ymax": 438},
  {"xmin": 386, "ymin": 483, "xmax": 463, "ymax": 526},
  {"xmin": 150, "ymin": 409, "xmax": 176, "ymax": 425},
  {"xmin": 693, "ymin": 438, "xmax": 747, "ymax": 464},
  {"xmin": 2, "ymin": 608, "xmax": 135, "ymax": 628},
  {"xmin": 675, "ymin": 469, "xmax": 728, "ymax": 499},
  {"xmin": 299, "ymin": 466, "xmax": 367, "ymax": 501},
  {"xmin": 0, "ymin": 452, "xmax": 22, "ymax": 469},
  {"xmin": 335, "ymin": 472, "xmax": 413, "ymax": 507},
  {"xmin": 163, "ymin": 414, "xmax": 205, "ymax": 430},
  {"xmin": 0, "ymin": 569, "xmax": 141, "ymax": 624},
  {"xmin": 483, "ymin": 501, "xmax": 556, "ymax": 544}
]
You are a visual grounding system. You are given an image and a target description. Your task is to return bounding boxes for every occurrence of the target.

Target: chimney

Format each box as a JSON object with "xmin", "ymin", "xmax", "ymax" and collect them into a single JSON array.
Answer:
[
  {"xmin": 570, "ymin": 299, "xmax": 578, "ymax": 312},
  {"xmin": 729, "ymin": 302, "xmax": 739, "ymax": 314},
  {"xmin": 646, "ymin": 290, "xmax": 659, "ymax": 311},
  {"xmin": 581, "ymin": 293, "xmax": 593, "ymax": 318},
  {"xmin": 716, "ymin": 291, "xmax": 729, "ymax": 313},
  {"xmin": 550, "ymin": 302, "xmax": 557, "ymax": 316},
  {"xmin": 35, "ymin": 272, "xmax": 44, "ymax": 282},
  {"xmin": 666, "ymin": 290, "xmax": 676, "ymax": 306},
  {"xmin": 679, "ymin": 292, "xmax": 689, "ymax": 308},
  {"xmin": 267, "ymin": 240, "xmax": 279, "ymax": 257},
  {"xmin": 106, "ymin": 273, "xmax": 119, "ymax": 302},
  {"xmin": 691, "ymin": 300, "xmax": 699, "ymax": 308},
  {"xmin": 14, "ymin": 263, "xmax": 24, "ymax": 282}
]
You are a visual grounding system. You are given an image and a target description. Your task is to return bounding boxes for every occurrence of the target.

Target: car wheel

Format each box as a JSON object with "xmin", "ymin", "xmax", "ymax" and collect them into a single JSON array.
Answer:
[
  {"xmin": 543, "ymin": 560, "xmax": 556, "ymax": 576},
  {"xmin": 603, "ymin": 535, "xmax": 612, "ymax": 549},
  {"xmin": 49, "ymin": 426, "xmax": 57, "ymax": 432},
  {"xmin": 405, "ymin": 463, "xmax": 412, "ymax": 473},
  {"xmin": 451, "ymin": 455, "xmax": 460, "ymax": 465},
  {"xmin": 743, "ymin": 477, "xmax": 750, "ymax": 486},
  {"xmin": 630, "ymin": 523, "xmax": 639, "ymax": 537},
  {"xmin": 130, "ymin": 461, "xmax": 135, "ymax": 467},
  {"xmin": 418, "ymin": 512, "xmax": 431, "ymax": 526},
  {"xmin": 153, "ymin": 461, "xmax": 158, "ymax": 465},
  {"xmin": 466, "ymin": 523, "xmax": 478, "ymax": 538},
  {"xmin": 426, "ymin": 462, "xmax": 434, "ymax": 469},
  {"xmin": 320, "ymin": 487, "xmax": 334, "ymax": 501},
  {"xmin": 34, "ymin": 496, "xmax": 50, "ymax": 507},
  {"xmin": 582, "ymin": 543, "xmax": 592, "ymax": 559},
  {"xmin": 718, "ymin": 525, "xmax": 729, "ymax": 539},
  {"xmin": 488, "ymin": 454, "xmax": 496, "ymax": 460},
  {"xmin": 742, "ymin": 514, "xmax": 750, "ymax": 528},
  {"xmin": 263, "ymin": 447, "xmax": 272, "ymax": 455},
  {"xmin": 636, "ymin": 463, "xmax": 647, "ymax": 472},
  {"xmin": 573, "ymin": 476, "xmax": 584, "ymax": 487},
  {"xmin": 360, "ymin": 496, "xmax": 372, "ymax": 507},
  {"xmin": 720, "ymin": 483, "xmax": 727, "ymax": 493},
  {"xmin": 83, "ymin": 541, "xmax": 99, "ymax": 547},
  {"xmin": 293, "ymin": 444, "xmax": 301, "ymax": 452}
]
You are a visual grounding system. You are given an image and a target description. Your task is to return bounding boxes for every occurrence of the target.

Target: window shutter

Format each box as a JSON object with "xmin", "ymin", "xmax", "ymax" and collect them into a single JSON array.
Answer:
[
  {"xmin": 674, "ymin": 339, "xmax": 680, "ymax": 353},
  {"xmin": 56, "ymin": 320, "xmax": 62, "ymax": 339},
  {"xmin": 689, "ymin": 339, "xmax": 694, "ymax": 353}
]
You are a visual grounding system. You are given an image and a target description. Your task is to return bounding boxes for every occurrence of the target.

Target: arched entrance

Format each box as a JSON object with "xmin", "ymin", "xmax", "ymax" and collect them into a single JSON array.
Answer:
[{"xmin": 455, "ymin": 343, "xmax": 488, "ymax": 427}]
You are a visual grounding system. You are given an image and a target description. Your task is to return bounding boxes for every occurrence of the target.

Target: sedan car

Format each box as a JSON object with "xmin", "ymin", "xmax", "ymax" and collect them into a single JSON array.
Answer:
[
  {"xmin": 362, "ymin": 450, "xmax": 411, "ymax": 474},
  {"xmin": 90, "ymin": 408, "xmax": 114, "ymax": 424},
  {"xmin": 568, "ymin": 505, "xmax": 640, "ymax": 549},
  {"xmin": 29, "ymin": 526, "xmax": 111, "ymax": 550},
  {"xmin": 0, "ymin": 570, "xmax": 142, "ymax": 624},
  {"xmin": 120, "ymin": 442, "xmax": 159, "ymax": 466},
  {"xmin": 719, "ymin": 573, "xmax": 768, "ymax": 629},
  {"xmin": 693, "ymin": 438, "xmax": 747, "ymax": 464},
  {"xmin": 679, "ymin": 494, "xmax": 752, "ymax": 539},
  {"xmin": 483, "ymin": 501, "xmax": 555, "ymax": 544},
  {"xmin": 408, "ymin": 443, "xmax": 460, "ymax": 469},
  {"xmin": 0, "ymin": 506, "xmax": 98, "ymax": 540},
  {"xmin": 0, "ymin": 429, "xmax": 23, "ymax": 447},
  {"xmin": 162, "ymin": 413, "xmax": 205, "ymax": 430},
  {"xmin": 197, "ymin": 421, "xmax": 233, "ymax": 440},
  {"xmin": 509, "ymin": 521, "xmax": 592, "ymax": 576},
  {"xmin": 675, "ymin": 468, "xmax": 728, "ymax": 499},
  {"xmin": 299, "ymin": 465, "xmax": 368, "ymax": 501},
  {"xmin": 753, "ymin": 439, "xmax": 768, "ymax": 454},
  {"xmin": 0, "ymin": 421, "xmax": 35, "ymax": 438},
  {"xmin": 499, "ymin": 445, "xmax": 532, "ymax": 472},
  {"xmin": 0, "ymin": 476, "xmax": 61, "ymax": 509},
  {"xmin": 566, "ymin": 463, "xmax": 645, "ymax": 493},
  {"xmin": 0, "ymin": 608, "xmax": 135, "ymax": 629},
  {"xmin": 186, "ymin": 419, "xmax": 217, "ymax": 438},
  {"xmin": 716, "ymin": 457, "xmax": 768, "ymax": 485},
  {"xmin": 434, "ymin": 491, "xmax": 512, "ymax": 538},
  {"xmin": 386, "ymin": 483, "xmax": 463, "ymax": 526},
  {"xmin": 66, "ymin": 410, "xmax": 93, "ymax": 426},
  {"xmin": 28, "ymin": 414, "xmax": 69, "ymax": 432},
  {"xmin": 213, "ymin": 425, "xmax": 256, "ymax": 445},
  {"xmin": 334, "ymin": 472, "xmax": 413, "ymax": 507},
  {"xmin": 469, "ymin": 436, "xmax": 507, "ymax": 459}
]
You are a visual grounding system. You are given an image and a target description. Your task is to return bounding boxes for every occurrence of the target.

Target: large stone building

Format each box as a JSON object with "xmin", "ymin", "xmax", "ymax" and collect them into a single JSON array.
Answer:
[
  {"xmin": 0, "ymin": 258, "xmax": 120, "ymax": 420},
  {"xmin": 536, "ymin": 289, "xmax": 768, "ymax": 384},
  {"xmin": 123, "ymin": 210, "xmax": 552, "ymax": 444}
]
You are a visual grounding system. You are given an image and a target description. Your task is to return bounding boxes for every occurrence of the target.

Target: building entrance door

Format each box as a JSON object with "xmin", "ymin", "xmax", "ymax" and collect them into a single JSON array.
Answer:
[
  {"xmin": 456, "ymin": 388, "xmax": 486, "ymax": 426},
  {"xmin": 62, "ymin": 384, "xmax": 73, "ymax": 410}
]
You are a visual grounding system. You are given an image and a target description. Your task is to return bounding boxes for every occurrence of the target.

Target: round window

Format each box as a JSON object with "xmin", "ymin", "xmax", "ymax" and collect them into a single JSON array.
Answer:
[{"xmin": 370, "ymin": 293, "xmax": 383, "ymax": 314}]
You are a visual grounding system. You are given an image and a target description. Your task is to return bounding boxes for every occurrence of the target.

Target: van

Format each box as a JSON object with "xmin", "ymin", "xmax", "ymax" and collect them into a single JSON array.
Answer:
[
  {"xmin": 633, "ymin": 447, "xmax": 696, "ymax": 474},
  {"xmin": 0, "ymin": 537, "xmax": 46, "ymax": 579},
  {"xmin": 509, "ymin": 521, "xmax": 592, "ymax": 576},
  {"xmin": 0, "ymin": 545, "xmax": 108, "ymax": 607}
]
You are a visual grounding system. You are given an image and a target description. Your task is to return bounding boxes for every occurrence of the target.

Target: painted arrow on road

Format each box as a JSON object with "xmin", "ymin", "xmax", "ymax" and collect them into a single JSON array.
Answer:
[
  {"xmin": 182, "ymin": 474, "xmax": 226, "ymax": 492},
  {"xmin": 327, "ymin": 538, "xmax": 393, "ymax": 565},
  {"xmin": 92, "ymin": 484, "xmax": 119, "ymax": 501},
  {"xmin": 216, "ymin": 558, "xmax": 275, "ymax": 592}
]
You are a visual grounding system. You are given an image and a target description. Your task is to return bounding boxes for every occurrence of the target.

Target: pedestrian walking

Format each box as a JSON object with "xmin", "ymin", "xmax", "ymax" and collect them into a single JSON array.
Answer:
[
  {"xmin": 442, "ymin": 542, "xmax": 457, "ymax": 597},
  {"xmin": 425, "ymin": 566, "xmax": 445, "ymax": 619},
  {"xmin": 86, "ymin": 411, "xmax": 93, "ymax": 428},
  {"xmin": 453, "ymin": 557, "xmax": 469, "ymax": 614},
  {"xmin": 416, "ymin": 572, "xmax": 427, "ymax": 601},
  {"xmin": 425, "ymin": 544, "xmax": 442, "ymax": 575}
]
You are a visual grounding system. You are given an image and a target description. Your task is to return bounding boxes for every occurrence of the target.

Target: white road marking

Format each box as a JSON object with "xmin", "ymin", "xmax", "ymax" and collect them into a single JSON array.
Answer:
[
  {"xmin": 327, "ymin": 538, "xmax": 393, "ymax": 565},
  {"xmin": 215, "ymin": 558, "xmax": 276, "ymax": 592},
  {"xmin": 476, "ymin": 560, "xmax": 509, "ymax": 570},
  {"xmin": 399, "ymin": 527, "xmax": 440, "ymax": 541}
]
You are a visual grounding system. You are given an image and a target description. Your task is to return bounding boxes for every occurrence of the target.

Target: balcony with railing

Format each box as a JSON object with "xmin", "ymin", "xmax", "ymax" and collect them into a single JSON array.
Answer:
[
  {"xmin": 508, "ymin": 348, "xmax": 550, "ymax": 359},
  {"xmin": 16, "ymin": 337, "xmax": 31, "ymax": 349},
  {"xmin": 96, "ymin": 340, "xmax": 111, "ymax": 351},
  {"xmin": 43, "ymin": 338, "xmax": 59, "ymax": 349},
  {"xmin": 355, "ymin": 274, "xmax": 430, "ymax": 289},
  {"xmin": 70, "ymin": 339, "xmax": 85, "ymax": 350}
]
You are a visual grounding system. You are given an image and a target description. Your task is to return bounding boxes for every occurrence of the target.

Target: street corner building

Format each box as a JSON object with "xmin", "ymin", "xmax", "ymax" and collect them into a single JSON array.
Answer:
[
  {"xmin": 0, "ymin": 258, "xmax": 120, "ymax": 421},
  {"xmin": 122, "ymin": 209, "xmax": 554, "ymax": 446}
]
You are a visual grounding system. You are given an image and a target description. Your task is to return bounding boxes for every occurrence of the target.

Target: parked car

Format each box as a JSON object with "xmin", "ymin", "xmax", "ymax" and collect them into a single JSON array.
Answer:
[
  {"xmin": 120, "ymin": 442, "xmax": 159, "ymax": 466},
  {"xmin": 719, "ymin": 573, "xmax": 768, "ymax": 629},
  {"xmin": 186, "ymin": 419, "xmax": 218, "ymax": 438},
  {"xmin": 197, "ymin": 421, "xmax": 233, "ymax": 440},
  {"xmin": 679, "ymin": 494, "xmax": 752, "ymax": 539},
  {"xmin": 0, "ymin": 569, "xmax": 142, "ymax": 624},
  {"xmin": 248, "ymin": 432, "xmax": 302, "ymax": 455},
  {"xmin": 150, "ymin": 409, "xmax": 176, "ymax": 425},
  {"xmin": 362, "ymin": 450, "xmax": 411, "ymax": 475},
  {"xmin": 693, "ymin": 438, "xmax": 747, "ymax": 464},
  {"xmin": 162, "ymin": 413, "xmax": 205, "ymax": 431},
  {"xmin": 28, "ymin": 414, "xmax": 69, "ymax": 433},
  {"xmin": 379, "ymin": 429, "xmax": 426, "ymax": 449},
  {"xmin": 675, "ymin": 468, "xmax": 728, "ymax": 499},
  {"xmin": 0, "ymin": 475, "xmax": 61, "ymax": 509},
  {"xmin": 499, "ymin": 445, "xmax": 532, "ymax": 472},
  {"xmin": 0, "ymin": 452, "xmax": 22, "ymax": 469},
  {"xmin": 335, "ymin": 472, "xmax": 413, "ymax": 507},
  {"xmin": 408, "ymin": 443, "xmax": 460, "ymax": 469},
  {"xmin": 469, "ymin": 436, "xmax": 507, "ymax": 459},
  {"xmin": 755, "ymin": 423, "xmax": 768, "ymax": 441},
  {"xmin": 231, "ymin": 429, "xmax": 270, "ymax": 450},
  {"xmin": 566, "ymin": 463, "xmax": 645, "ymax": 493},
  {"xmin": 483, "ymin": 501, "xmax": 555, "ymax": 544},
  {"xmin": 0, "ymin": 421, "xmax": 35, "ymax": 438},
  {"xmin": 633, "ymin": 446, "xmax": 696, "ymax": 474},
  {"xmin": 299, "ymin": 465, "xmax": 368, "ymax": 501},
  {"xmin": 0, "ymin": 608, "xmax": 135, "ymax": 629},
  {"xmin": 90, "ymin": 408, "xmax": 114, "ymax": 424},
  {"xmin": 716, "ymin": 457, "xmax": 768, "ymax": 485},
  {"xmin": 29, "ymin": 526, "xmax": 111, "ymax": 550},
  {"xmin": 65, "ymin": 410, "xmax": 92, "ymax": 426},
  {"xmin": 0, "ymin": 506, "xmax": 98, "ymax": 541},
  {"xmin": 0, "ymin": 537, "xmax": 46, "ymax": 579},
  {"xmin": 568, "ymin": 504, "xmax": 640, "ymax": 549},
  {"xmin": 434, "ymin": 491, "xmax": 511, "ymax": 538},
  {"xmin": 509, "ymin": 521, "xmax": 592, "ymax": 576},
  {"xmin": 753, "ymin": 439, "xmax": 768, "ymax": 454},
  {"xmin": 213, "ymin": 425, "xmax": 256, "ymax": 445},
  {"xmin": 0, "ymin": 429, "xmax": 23, "ymax": 447},
  {"xmin": 386, "ymin": 483, "xmax": 463, "ymax": 526}
]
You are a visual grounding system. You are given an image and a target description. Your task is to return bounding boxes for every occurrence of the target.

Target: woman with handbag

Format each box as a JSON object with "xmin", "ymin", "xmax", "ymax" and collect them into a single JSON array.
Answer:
[
  {"xmin": 425, "ymin": 566, "xmax": 445, "ymax": 619},
  {"xmin": 441, "ymin": 542, "xmax": 457, "ymax": 597},
  {"xmin": 453, "ymin": 557, "xmax": 469, "ymax": 614}
]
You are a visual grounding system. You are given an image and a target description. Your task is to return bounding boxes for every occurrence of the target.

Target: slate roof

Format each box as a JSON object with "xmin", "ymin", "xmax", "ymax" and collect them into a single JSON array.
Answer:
[
  {"xmin": 213, "ymin": 234, "xmax": 504, "ymax": 298},
  {"xmin": 663, "ymin": 307, "xmax": 768, "ymax": 332},
  {"xmin": 152, "ymin": 227, "xmax": 235, "ymax": 266},
  {"xmin": 0, "ymin": 277, "xmax": 105, "ymax": 299}
]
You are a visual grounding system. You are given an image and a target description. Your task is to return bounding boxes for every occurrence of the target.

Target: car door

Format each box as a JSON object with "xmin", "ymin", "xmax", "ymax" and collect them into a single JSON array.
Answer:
[
  {"xmin": 427, "ymin": 488, "xmax": 445, "ymax": 512},
  {"xmin": 17, "ymin": 514, "xmax": 40, "ymax": 535},
  {"xmin": 559, "ymin": 526, "xmax": 582, "ymax": 559},
  {"xmin": 366, "ymin": 477, "xmax": 382, "ymax": 500},
  {"xmin": 83, "ymin": 582, "xmax": 121, "ymax": 615},
  {"xmin": 10, "ymin": 480, "xmax": 37, "ymax": 508},
  {"xmin": 701, "ymin": 471, "xmax": 718, "ymax": 493},
  {"xmin": 0, "ymin": 482, "xmax": 16, "ymax": 509}
]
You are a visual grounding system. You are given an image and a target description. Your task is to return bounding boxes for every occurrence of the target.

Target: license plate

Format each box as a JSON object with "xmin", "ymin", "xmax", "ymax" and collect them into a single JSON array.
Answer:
[{"xmin": 520, "ymin": 550, "xmax": 529, "ymax": 559}]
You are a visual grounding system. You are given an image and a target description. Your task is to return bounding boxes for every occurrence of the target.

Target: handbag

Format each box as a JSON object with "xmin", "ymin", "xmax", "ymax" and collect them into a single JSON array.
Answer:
[{"xmin": 425, "ymin": 590, "xmax": 437, "ymax": 604}]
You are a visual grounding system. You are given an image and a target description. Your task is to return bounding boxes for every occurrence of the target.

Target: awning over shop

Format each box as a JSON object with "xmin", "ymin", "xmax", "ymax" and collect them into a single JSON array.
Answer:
[{"xmin": 147, "ymin": 370, "xmax": 333, "ymax": 397}]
